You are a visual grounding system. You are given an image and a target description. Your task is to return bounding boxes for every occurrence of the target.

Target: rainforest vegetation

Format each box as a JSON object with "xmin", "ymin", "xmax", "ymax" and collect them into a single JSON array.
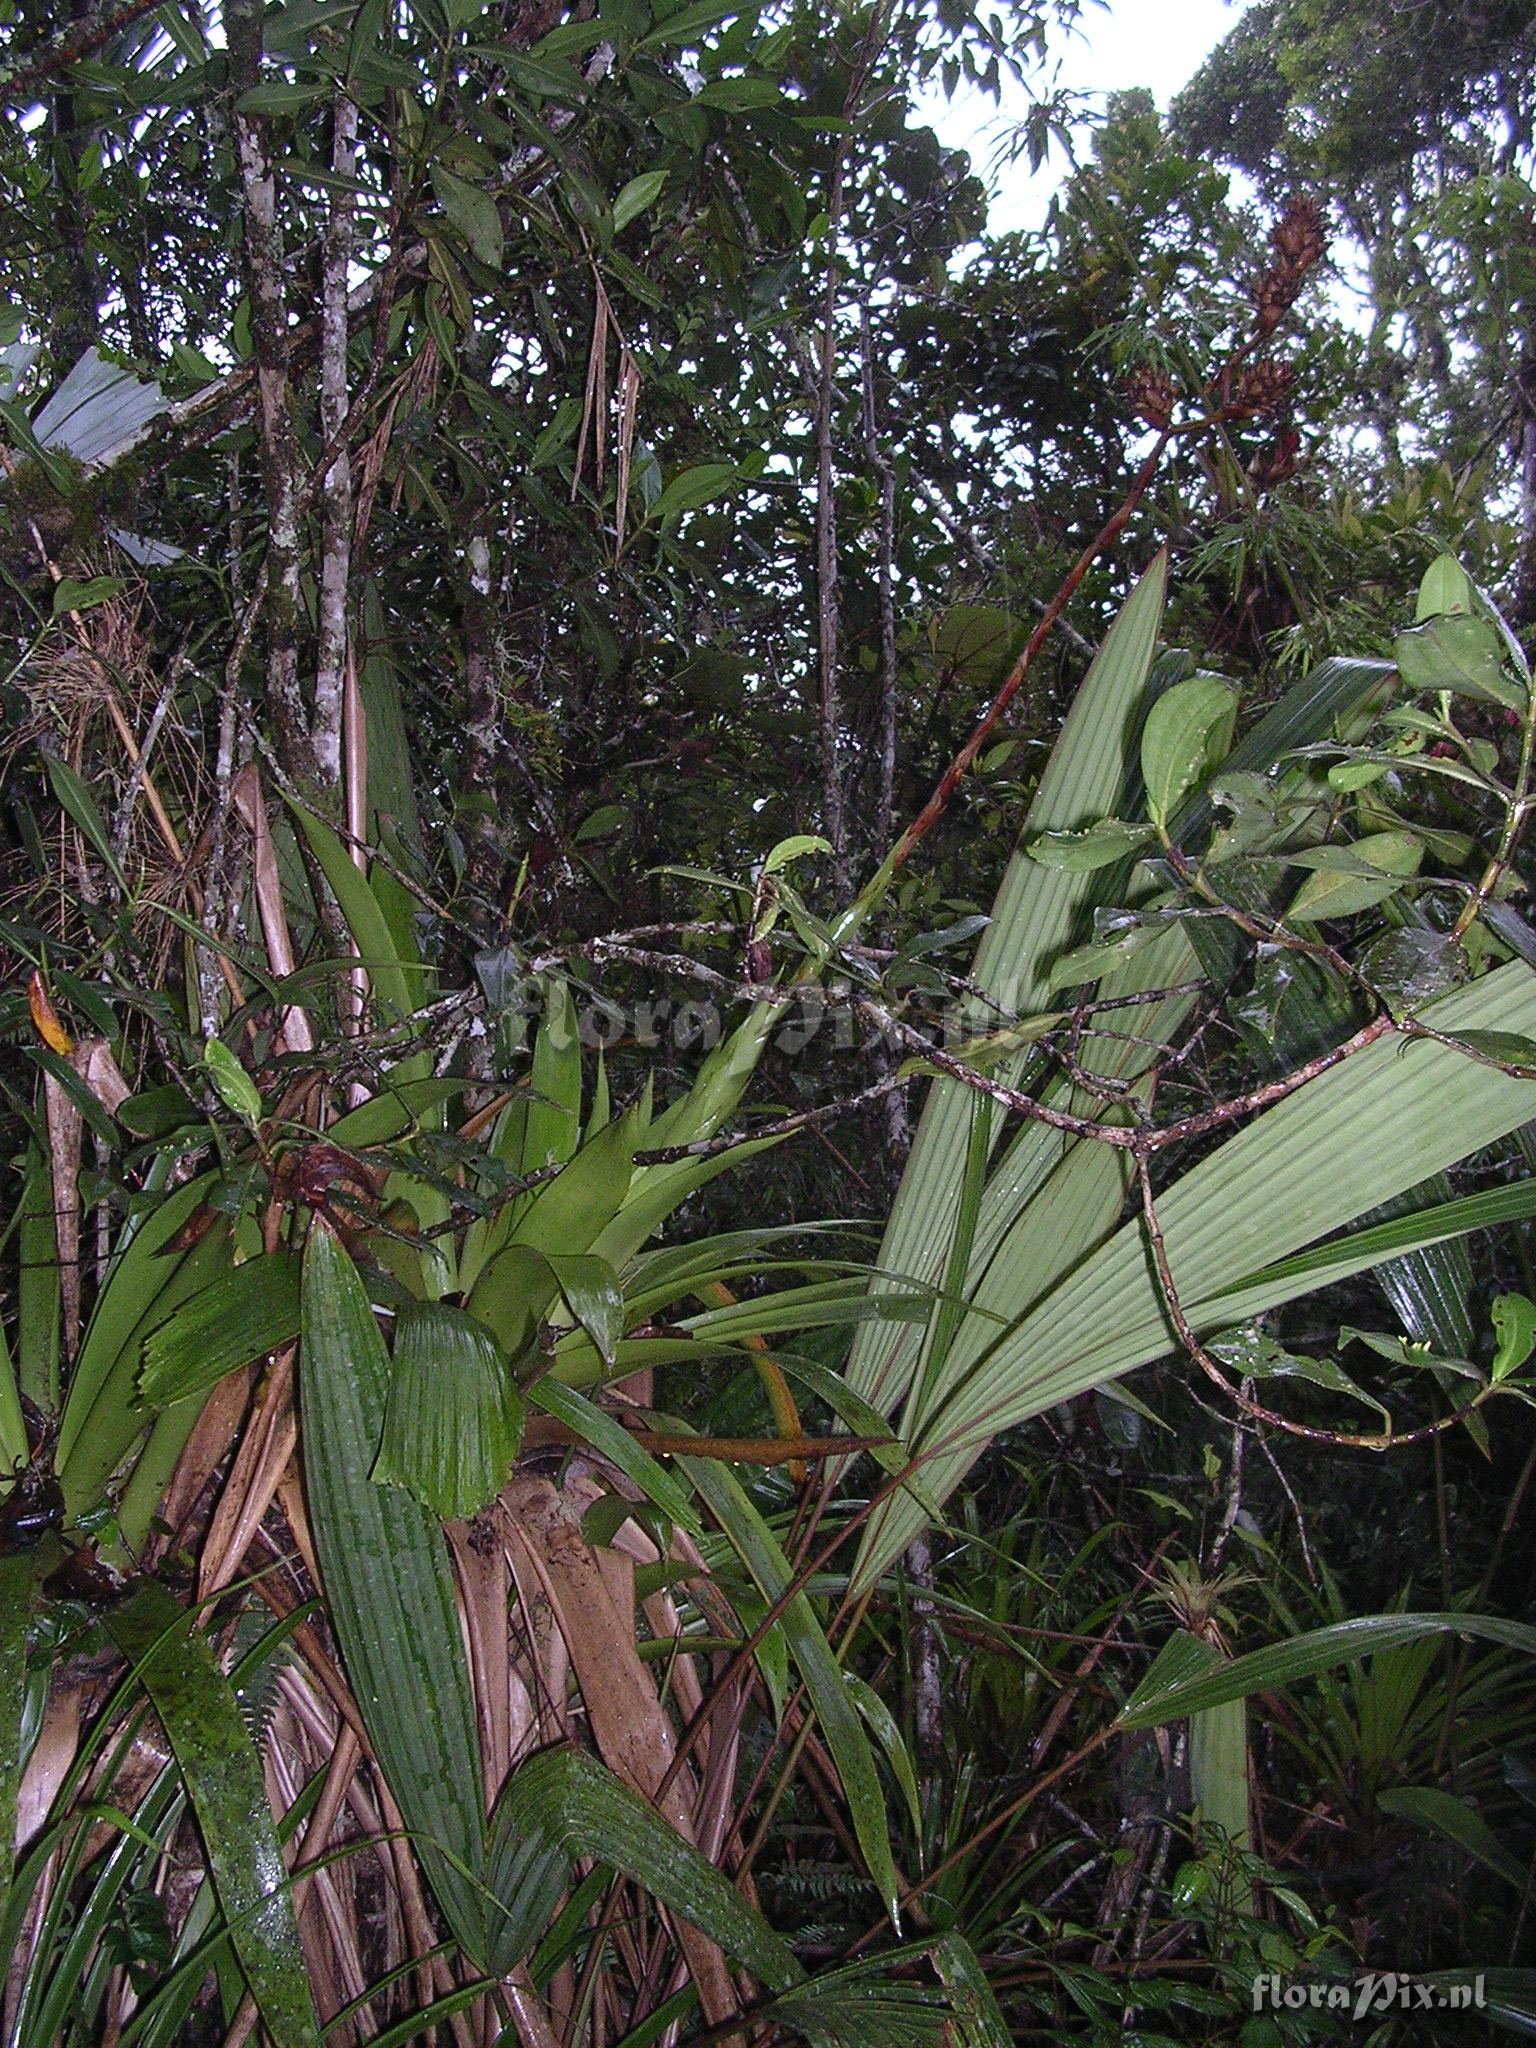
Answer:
[{"xmin": 3, "ymin": 0, "xmax": 1536, "ymax": 2041}]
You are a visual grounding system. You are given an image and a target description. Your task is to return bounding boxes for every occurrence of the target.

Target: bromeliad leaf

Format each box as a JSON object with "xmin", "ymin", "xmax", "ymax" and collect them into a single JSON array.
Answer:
[
  {"xmin": 546, "ymin": 1251, "xmax": 624, "ymax": 1365},
  {"xmin": 372, "ymin": 1301, "xmax": 525, "ymax": 1520},
  {"xmin": 1026, "ymin": 817, "xmax": 1157, "ymax": 870},
  {"xmin": 139, "ymin": 1252, "xmax": 301, "ymax": 1406},
  {"xmin": 1141, "ymin": 675, "xmax": 1238, "ymax": 830}
]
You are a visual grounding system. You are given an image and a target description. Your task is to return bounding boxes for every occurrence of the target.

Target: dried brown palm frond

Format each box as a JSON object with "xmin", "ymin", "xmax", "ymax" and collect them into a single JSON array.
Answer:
[{"xmin": 1, "ymin": 573, "xmax": 208, "ymax": 971}]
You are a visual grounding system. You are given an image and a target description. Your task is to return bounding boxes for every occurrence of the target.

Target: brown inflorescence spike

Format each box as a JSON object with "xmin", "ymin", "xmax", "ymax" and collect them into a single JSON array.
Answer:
[
  {"xmin": 1235, "ymin": 359, "xmax": 1296, "ymax": 416},
  {"xmin": 1250, "ymin": 194, "xmax": 1329, "ymax": 336},
  {"xmin": 1124, "ymin": 364, "xmax": 1177, "ymax": 430}
]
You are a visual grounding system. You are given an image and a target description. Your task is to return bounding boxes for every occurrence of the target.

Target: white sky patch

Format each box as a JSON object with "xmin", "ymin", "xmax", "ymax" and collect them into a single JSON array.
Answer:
[{"xmin": 924, "ymin": 0, "xmax": 1255, "ymax": 235}]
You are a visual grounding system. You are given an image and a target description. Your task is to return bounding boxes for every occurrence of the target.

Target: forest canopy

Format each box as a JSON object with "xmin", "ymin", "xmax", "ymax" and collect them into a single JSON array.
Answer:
[{"xmin": 2, "ymin": 0, "xmax": 1536, "ymax": 2042}]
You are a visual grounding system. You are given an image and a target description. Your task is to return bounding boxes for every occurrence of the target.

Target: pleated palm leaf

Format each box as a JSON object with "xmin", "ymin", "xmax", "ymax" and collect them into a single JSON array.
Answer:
[{"xmin": 843, "ymin": 557, "xmax": 1536, "ymax": 1585}]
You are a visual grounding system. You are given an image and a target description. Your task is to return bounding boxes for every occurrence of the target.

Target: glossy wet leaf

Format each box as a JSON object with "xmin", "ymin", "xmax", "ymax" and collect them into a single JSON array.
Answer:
[
  {"xmin": 1141, "ymin": 674, "xmax": 1238, "ymax": 829},
  {"xmin": 139, "ymin": 1252, "xmax": 301, "ymax": 1406},
  {"xmin": 649, "ymin": 462, "xmax": 738, "ymax": 524},
  {"xmin": 1492, "ymin": 1293, "xmax": 1536, "ymax": 1383},
  {"xmin": 1121, "ymin": 1611, "xmax": 1536, "ymax": 1728},
  {"xmin": 1287, "ymin": 829, "xmax": 1422, "ymax": 921},
  {"xmin": 1209, "ymin": 1325, "xmax": 1388, "ymax": 1426},
  {"xmin": 431, "ymin": 163, "xmax": 503, "ymax": 268},
  {"xmin": 486, "ymin": 1746, "xmax": 799, "ymax": 1987},
  {"xmin": 1026, "ymin": 816, "xmax": 1157, "ymax": 870},
  {"xmin": 201, "ymin": 1039, "xmax": 263, "ymax": 1128},
  {"xmin": 0, "ymin": 1555, "xmax": 33, "ymax": 1919},
  {"xmin": 372, "ymin": 1300, "xmax": 524, "ymax": 1519},
  {"xmin": 1441, "ymin": 1028, "xmax": 1536, "ymax": 1070},
  {"xmin": 1378, "ymin": 1786, "xmax": 1527, "ymax": 1888},
  {"xmin": 1394, "ymin": 611, "xmax": 1525, "ymax": 709},
  {"xmin": 299, "ymin": 1223, "xmax": 487, "ymax": 1954},
  {"xmin": 1415, "ymin": 553, "xmax": 1479, "ymax": 621},
  {"xmin": 679, "ymin": 1450, "xmax": 902, "ymax": 1927},
  {"xmin": 611, "ymin": 169, "xmax": 667, "ymax": 232},
  {"xmin": 104, "ymin": 1581, "xmax": 320, "ymax": 2048}
]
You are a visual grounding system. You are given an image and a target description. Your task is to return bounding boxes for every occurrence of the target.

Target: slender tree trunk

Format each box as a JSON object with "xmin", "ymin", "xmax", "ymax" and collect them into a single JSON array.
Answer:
[
  {"xmin": 1515, "ymin": 330, "xmax": 1536, "ymax": 629},
  {"xmin": 314, "ymin": 93, "xmax": 359, "ymax": 791},
  {"xmin": 225, "ymin": 0, "xmax": 311, "ymax": 790},
  {"xmin": 49, "ymin": 0, "xmax": 100, "ymax": 372},
  {"xmin": 813, "ymin": 150, "xmax": 848, "ymax": 893}
]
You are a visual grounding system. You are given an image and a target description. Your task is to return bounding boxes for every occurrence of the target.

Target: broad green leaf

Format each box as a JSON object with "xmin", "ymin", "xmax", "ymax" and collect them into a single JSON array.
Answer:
[
  {"xmin": 286, "ymin": 797, "xmax": 415, "ymax": 1024},
  {"xmin": 847, "ymin": 558, "xmax": 1170, "ymax": 1423},
  {"xmin": 612, "ymin": 169, "xmax": 666, "ymax": 231},
  {"xmin": 648, "ymin": 462, "xmax": 737, "ymax": 524},
  {"xmin": 1141, "ymin": 675, "xmax": 1237, "ymax": 829},
  {"xmin": 1287, "ymin": 829, "xmax": 1422, "ymax": 921},
  {"xmin": 1493, "ymin": 1294, "xmax": 1536, "ymax": 1382},
  {"xmin": 523, "ymin": 973, "xmax": 581, "ymax": 1172},
  {"xmin": 899, "ymin": 1011, "xmax": 1063, "ymax": 1078},
  {"xmin": 139, "ymin": 1252, "xmax": 301, "ymax": 1406},
  {"xmin": 53, "ymin": 573, "xmax": 127, "ymax": 614},
  {"xmin": 1262, "ymin": 1182, "xmax": 1536, "ymax": 1287},
  {"xmin": 470, "ymin": 1112, "xmax": 637, "ymax": 1349},
  {"xmin": 1394, "ymin": 612, "xmax": 1525, "ymax": 709},
  {"xmin": 236, "ymin": 78, "xmax": 329, "ymax": 111},
  {"xmin": 1416, "ymin": 553, "xmax": 1478, "ymax": 621},
  {"xmin": 1026, "ymin": 816, "xmax": 1158, "ymax": 870},
  {"xmin": 104, "ymin": 1581, "xmax": 320, "ymax": 2048},
  {"xmin": 1047, "ymin": 921, "xmax": 1165, "ymax": 991},
  {"xmin": 845, "ymin": 1672, "xmax": 922, "ymax": 1840},
  {"xmin": 638, "ymin": 0, "xmax": 742, "ymax": 45},
  {"xmin": 1189, "ymin": 1690, "xmax": 1252, "ymax": 1911},
  {"xmin": 546, "ymin": 1251, "xmax": 623, "ymax": 1364},
  {"xmin": 299, "ymin": 1223, "xmax": 487, "ymax": 1952},
  {"xmin": 372, "ymin": 1300, "xmax": 524, "ymax": 1519},
  {"xmin": 430, "ymin": 164, "xmax": 503, "ymax": 268},
  {"xmin": 762, "ymin": 832, "xmax": 832, "ymax": 875},
  {"xmin": 58, "ymin": 1179, "xmax": 234, "ymax": 1515},
  {"xmin": 1378, "ymin": 1786, "xmax": 1527, "ymax": 1888},
  {"xmin": 1442, "ymin": 1029, "xmax": 1536, "ymax": 1069},
  {"xmin": 1209, "ymin": 1325, "xmax": 1388, "ymax": 1427},
  {"xmin": 1120, "ymin": 1611, "xmax": 1536, "ymax": 1728},
  {"xmin": 202, "ymin": 1038, "xmax": 263, "ymax": 1128},
  {"xmin": 526, "ymin": 1379, "xmax": 702, "ymax": 1534}
]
